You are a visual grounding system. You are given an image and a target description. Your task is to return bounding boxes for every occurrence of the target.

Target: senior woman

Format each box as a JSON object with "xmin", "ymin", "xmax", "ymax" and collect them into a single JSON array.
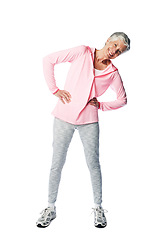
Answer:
[{"xmin": 36, "ymin": 32, "xmax": 130, "ymax": 228}]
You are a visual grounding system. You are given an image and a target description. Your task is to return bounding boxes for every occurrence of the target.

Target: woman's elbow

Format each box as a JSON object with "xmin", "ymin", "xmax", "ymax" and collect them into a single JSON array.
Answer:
[
  {"xmin": 119, "ymin": 96, "xmax": 127, "ymax": 107},
  {"xmin": 122, "ymin": 97, "xmax": 127, "ymax": 106}
]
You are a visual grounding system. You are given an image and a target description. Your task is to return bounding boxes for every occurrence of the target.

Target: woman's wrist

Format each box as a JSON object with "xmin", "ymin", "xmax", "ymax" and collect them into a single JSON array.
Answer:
[
  {"xmin": 98, "ymin": 102, "xmax": 100, "ymax": 109},
  {"xmin": 53, "ymin": 88, "xmax": 59, "ymax": 94}
]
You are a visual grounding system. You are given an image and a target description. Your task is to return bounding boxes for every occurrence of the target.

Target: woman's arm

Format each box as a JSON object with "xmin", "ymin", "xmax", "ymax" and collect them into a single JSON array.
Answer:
[
  {"xmin": 98, "ymin": 72, "xmax": 127, "ymax": 111},
  {"xmin": 43, "ymin": 45, "xmax": 86, "ymax": 94}
]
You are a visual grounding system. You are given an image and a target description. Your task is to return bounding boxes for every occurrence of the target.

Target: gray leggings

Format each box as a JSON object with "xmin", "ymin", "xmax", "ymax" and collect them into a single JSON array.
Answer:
[{"xmin": 48, "ymin": 117, "xmax": 102, "ymax": 205}]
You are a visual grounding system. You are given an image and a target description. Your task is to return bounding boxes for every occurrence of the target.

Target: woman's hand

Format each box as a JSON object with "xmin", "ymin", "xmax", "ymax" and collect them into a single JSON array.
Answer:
[
  {"xmin": 88, "ymin": 97, "xmax": 99, "ymax": 108},
  {"xmin": 54, "ymin": 90, "xmax": 72, "ymax": 104}
]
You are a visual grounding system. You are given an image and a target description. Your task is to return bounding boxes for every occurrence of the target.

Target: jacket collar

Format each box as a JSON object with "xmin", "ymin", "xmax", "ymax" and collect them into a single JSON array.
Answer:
[{"xmin": 86, "ymin": 46, "xmax": 118, "ymax": 76}]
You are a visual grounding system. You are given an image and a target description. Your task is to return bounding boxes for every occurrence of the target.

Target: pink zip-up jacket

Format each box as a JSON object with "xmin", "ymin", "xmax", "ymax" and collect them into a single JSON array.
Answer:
[{"xmin": 43, "ymin": 45, "xmax": 127, "ymax": 124}]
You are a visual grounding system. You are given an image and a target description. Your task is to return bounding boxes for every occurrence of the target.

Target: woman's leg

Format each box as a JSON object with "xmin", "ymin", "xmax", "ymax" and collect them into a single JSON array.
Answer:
[
  {"xmin": 48, "ymin": 118, "xmax": 75, "ymax": 205},
  {"xmin": 78, "ymin": 122, "xmax": 102, "ymax": 206}
]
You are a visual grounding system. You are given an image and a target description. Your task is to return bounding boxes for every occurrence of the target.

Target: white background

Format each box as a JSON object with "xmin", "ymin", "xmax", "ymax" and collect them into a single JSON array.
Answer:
[{"xmin": 0, "ymin": 0, "xmax": 160, "ymax": 239}]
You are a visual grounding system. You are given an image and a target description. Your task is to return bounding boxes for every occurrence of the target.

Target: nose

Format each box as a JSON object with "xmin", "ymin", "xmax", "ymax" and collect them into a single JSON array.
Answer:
[
  {"xmin": 112, "ymin": 47, "xmax": 116, "ymax": 54},
  {"xmin": 109, "ymin": 47, "xmax": 115, "ymax": 56}
]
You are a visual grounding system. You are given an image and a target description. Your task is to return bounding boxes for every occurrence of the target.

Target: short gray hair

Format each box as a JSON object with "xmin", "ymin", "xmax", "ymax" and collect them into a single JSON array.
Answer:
[{"xmin": 109, "ymin": 32, "xmax": 130, "ymax": 51}]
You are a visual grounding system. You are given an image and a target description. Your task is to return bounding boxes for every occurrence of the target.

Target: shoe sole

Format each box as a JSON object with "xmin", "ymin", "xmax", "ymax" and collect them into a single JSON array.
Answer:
[
  {"xmin": 36, "ymin": 216, "xmax": 56, "ymax": 228},
  {"xmin": 95, "ymin": 223, "xmax": 107, "ymax": 228}
]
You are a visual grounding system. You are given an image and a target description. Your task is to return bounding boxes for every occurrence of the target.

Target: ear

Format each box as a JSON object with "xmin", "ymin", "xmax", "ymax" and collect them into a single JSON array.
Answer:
[{"xmin": 105, "ymin": 38, "xmax": 111, "ymax": 45}]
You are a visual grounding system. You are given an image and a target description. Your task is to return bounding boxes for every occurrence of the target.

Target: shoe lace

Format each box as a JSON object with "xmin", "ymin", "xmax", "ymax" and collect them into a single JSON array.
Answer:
[
  {"xmin": 91, "ymin": 207, "xmax": 108, "ymax": 217},
  {"xmin": 40, "ymin": 208, "xmax": 52, "ymax": 219}
]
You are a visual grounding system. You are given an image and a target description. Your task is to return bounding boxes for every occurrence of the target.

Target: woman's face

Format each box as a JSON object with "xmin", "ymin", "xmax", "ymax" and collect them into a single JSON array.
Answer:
[{"xmin": 103, "ymin": 38, "xmax": 127, "ymax": 59}]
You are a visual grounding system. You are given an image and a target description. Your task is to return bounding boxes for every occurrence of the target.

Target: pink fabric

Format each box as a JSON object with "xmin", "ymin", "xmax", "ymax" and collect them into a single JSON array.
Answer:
[{"xmin": 43, "ymin": 45, "xmax": 127, "ymax": 124}]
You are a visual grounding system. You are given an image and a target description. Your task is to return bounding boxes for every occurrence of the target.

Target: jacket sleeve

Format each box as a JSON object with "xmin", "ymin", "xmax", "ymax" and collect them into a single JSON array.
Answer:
[
  {"xmin": 99, "ymin": 71, "xmax": 127, "ymax": 111},
  {"xmin": 43, "ymin": 45, "xmax": 86, "ymax": 94}
]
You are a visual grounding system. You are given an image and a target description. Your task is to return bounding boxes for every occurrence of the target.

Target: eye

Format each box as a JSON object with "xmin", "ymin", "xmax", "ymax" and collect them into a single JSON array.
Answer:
[
  {"xmin": 114, "ymin": 44, "xmax": 117, "ymax": 47},
  {"xmin": 116, "ymin": 49, "xmax": 121, "ymax": 55}
]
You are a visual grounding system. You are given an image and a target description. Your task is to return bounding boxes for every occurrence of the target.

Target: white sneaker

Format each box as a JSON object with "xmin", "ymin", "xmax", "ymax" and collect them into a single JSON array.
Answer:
[
  {"xmin": 92, "ymin": 206, "xmax": 107, "ymax": 228},
  {"xmin": 36, "ymin": 207, "xmax": 56, "ymax": 228}
]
